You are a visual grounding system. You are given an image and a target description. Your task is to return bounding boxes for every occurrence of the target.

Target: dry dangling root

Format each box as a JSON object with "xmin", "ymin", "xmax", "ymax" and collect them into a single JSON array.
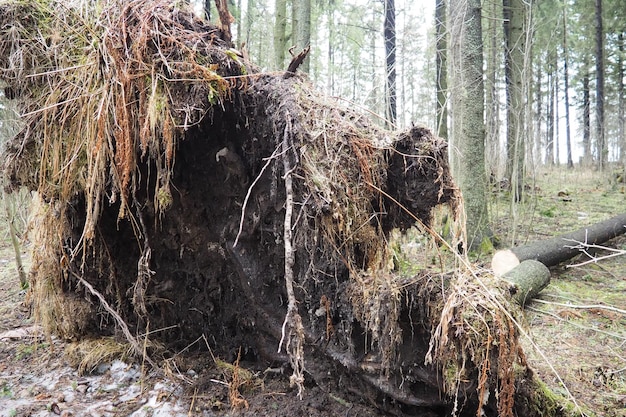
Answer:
[{"xmin": 425, "ymin": 269, "xmax": 527, "ymax": 417}]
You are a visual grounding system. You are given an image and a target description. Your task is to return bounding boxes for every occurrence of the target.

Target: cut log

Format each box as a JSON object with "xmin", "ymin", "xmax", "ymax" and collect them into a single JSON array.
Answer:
[
  {"xmin": 492, "ymin": 212, "xmax": 626, "ymax": 276},
  {"xmin": 501, "ymin": 260, "xmax": 551, "ymax": 306}
]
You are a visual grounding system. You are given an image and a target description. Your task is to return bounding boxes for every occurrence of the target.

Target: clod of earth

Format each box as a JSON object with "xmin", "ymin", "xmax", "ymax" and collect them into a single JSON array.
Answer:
[{"xmin": 0, "ymin": 1, "xmax": 585, "ymax": 416}]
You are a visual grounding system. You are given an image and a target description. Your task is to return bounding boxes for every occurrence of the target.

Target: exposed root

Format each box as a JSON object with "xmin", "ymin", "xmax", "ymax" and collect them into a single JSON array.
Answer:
[{"xmin": 277, "ymin": 116, "xmax": 306, "ymax": 398}]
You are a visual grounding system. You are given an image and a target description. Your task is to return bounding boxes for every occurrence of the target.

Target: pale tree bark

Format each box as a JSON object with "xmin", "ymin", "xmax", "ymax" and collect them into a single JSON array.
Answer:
[
  {"xmin": 534, "ymin": 58, "xmax": 543, "ymax": 168},
  {"xmin": 562, "ymin": 9, "xmax": 573, "ymax": 168},
  {"xmin": 236, "ymin": 0, "xmax": 241, "ymax": 44},
  {"xmin": 273, "ymin": 0, "xmax": 287, "ymax": 69},
  {"xmin": 546, "ymin": 56, "xmax": 555, "ymax": 165},
  {"xmin": 582, "ymin": 59, "xmax": 592, "ymax": 165},
  {"xmin": 485, "ymin": 0, "xmax": 500, "ymax": 177},
  {"xmin": 618, "ymin": 32, "xmax": 625, "ymax": 174},
  {"xmin": 435, "ymin": 0, "xmax": 448, "ymax": 139},
  {"xmin": 326, "ymin": 0, "xmax": 335, "ymax": 95},
  {"xmin": 449, "ymin": 0, "xmax": 492, "ymax": 251},
  {"xmin": 366, "ymin": 8, "xmax": 380, "ymax": 117},
  {"xmin": 503, "ymin": 0, "xmax": 528, "ymax": 201},
  {"xmin": 595, "ymin": 0, "xmax": 606, "ymax": 170},
  {"xmin": 384, "ymin": 0, "xmax": 397, "ymax": 127},
  {"xmin": 555, "ymin": 67, "xmax": 560, "ymax": 166},
  {"xmin": 244, "ymin": 0, "xmax": 253, "ymax": 47},
  {"xmin": 293, "ymin": 0, "xmax": 311, "ymax": 74}
]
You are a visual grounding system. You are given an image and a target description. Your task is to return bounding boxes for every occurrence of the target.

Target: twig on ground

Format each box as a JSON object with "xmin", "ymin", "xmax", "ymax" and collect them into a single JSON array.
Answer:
[
  {"xmin": 532, "ymin": 299, "xmax": 626, "ymax": 316},
  {"xmin": 564, "ymin": 237, "xmax": 626, "ymax": 268}
]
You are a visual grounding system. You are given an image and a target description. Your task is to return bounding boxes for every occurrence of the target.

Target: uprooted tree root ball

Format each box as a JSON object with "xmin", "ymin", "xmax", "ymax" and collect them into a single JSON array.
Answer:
[{"xmin": 0, "ymin": 1, "xmax": 582, "ymax": 416}]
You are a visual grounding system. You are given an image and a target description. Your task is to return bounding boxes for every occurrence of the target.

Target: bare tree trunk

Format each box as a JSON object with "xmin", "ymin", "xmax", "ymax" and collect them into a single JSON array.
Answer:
[
  {"xmin": 435, "ymin": 0, "xmax": 448, "ymax": 139},
  {"xmin": 503, "ymin": 0, "xmax": 527, "ymax": 201},
  {"xmin": 204, "ymin": 0, "xmax": 211, "ymax": 20},
  {"xmin": 582, "ymin": 59, "xmax": 592, "ymax": 165},
  {"xmin": 384, "ymin": 0, "xmax": 397, "ymax": 128},
  {"xmin": 618, "ymin": 32, "xmax": 625, "ymax": 175},
  {"xmin": 595, "ymin": 0, "xmax": 606, "ymax": 170},
  {"xmin": 273, "ymin": 0, "xmax": 287, "ymax": 69},
  {"xmin": 534, "ymin": 59, "xmax": 543, "ymax": 168},
  {"xmin": 326, "ymin": 0, "xmax": 335, "ymax": 95},
  {"xmin": 546, "ymin": 60, "xmax": 555, "ymax": 165},
  {"xmin": 555, "ymin": 66, "xmax": 560, "ymax": 166},
  {"xmin": 293, "ymin": 0, "xmax": 311, "ymax": 74},
  {"xmin": 243, "ymin": 0, "xmax": 255, "ymax": 53},
  {"xmin": 449, "ymin": 0, "xmax": 491, "ymax": 251},
  {"xmin": 562, "ymin": 10, "xmax": 573, "ymax": 168},
  {"xmin": 485, "ymin": 0, "xmax": 500, "ymax": 177}
]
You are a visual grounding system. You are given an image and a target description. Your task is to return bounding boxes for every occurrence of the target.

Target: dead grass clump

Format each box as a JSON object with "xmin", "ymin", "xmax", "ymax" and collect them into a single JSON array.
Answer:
[
  {"xmin": 65, "ymin": 336, "xmax": 165, "ymax": 375},
  {"xmin": 64, "ymin": 337, "xmax": 134, "ymax": 375}
]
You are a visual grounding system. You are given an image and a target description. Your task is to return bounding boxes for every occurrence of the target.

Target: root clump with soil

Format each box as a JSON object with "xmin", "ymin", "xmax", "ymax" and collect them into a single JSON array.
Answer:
[{"xmin": 0, "ymin": 1, "xmax": 583, "ymax": 416}]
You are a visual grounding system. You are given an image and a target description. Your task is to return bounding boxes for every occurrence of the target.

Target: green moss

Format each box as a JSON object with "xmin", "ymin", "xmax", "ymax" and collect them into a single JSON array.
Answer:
[
  {"xmin": 515, "ymin": 377, "xmax": 591, "ymax": 417},
  {"xmin": 156, "ymin": 186, "xmax": 172, "ymax": 211},
  {"xmin": 224, "ymin": 50, "xmax": 247, "ymax": 75}
]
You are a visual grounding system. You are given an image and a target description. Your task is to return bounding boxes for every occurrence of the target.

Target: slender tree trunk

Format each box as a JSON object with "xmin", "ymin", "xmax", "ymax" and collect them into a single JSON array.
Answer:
[
  {"xmin": 485, "ymin": 0, "xmax": 500, "ymax": 176},
  {"xmin": 595, "ymin": 0, "xmax": 606, "ymax": 170},
  {"xmin": 293, "ymin": 0, "xmax": 311, "ymax": 74},
  {"xmin": 618, "ymin": 32, "xmax": 625, "ymax": 172},
  {"xmin": 367, "ymin": 8, "xmax": 379, "ymax": 116},
  {"xmin": 449, "ymin": 0, "xmax": 491, "ymax": 251},
  {"xmin": 235, "ymin": 0, "xmax": 242, "ymax": 45},
  {"xmin": 503, "ymin": 0, "xmax": 527, "ymax": 201},
  {"xmin": 555, "ymin": 67, "xmax": 560, "ymax": 166},
  {"xmin": 562, "ymin": 10, "xmax": 573, "ymax": 168},
  {"xmin": 204, "ymin": 0, "xmax": 211, "ymax": 20},
  {"xmin": 384, "ymin": 0, "xmax": 397, "ymax": 128},
  {"xmin": 582, "ymin": 59, "xmax": 592, "ymax": 165},
  {"xmin": 244, "ymin": 0, "xmax": 253, "ymax": 47},
  {"xmin": 534, "ymin": 59, "xmax": 543, "ymax": 168},
  {"xmin": 435, "ymin": 0, "xmax": 448, "ymax": 139},
  {"xmin": 326, "ymin": 0, "xmax": 335, "ymax": 95},
  {"xmin": 273, "ymin": 0, "xmax": 287, "ymax": 69},
  {"xmin": 546, "ymin": 62, "xmax": 555, "ymax": 165}
]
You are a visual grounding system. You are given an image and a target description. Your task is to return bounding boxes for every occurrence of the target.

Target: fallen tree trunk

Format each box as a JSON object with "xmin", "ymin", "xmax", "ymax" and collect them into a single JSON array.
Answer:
[
  {"xmin": 492, "ymin": 212, "xmax": 626, "ymax": 276},
  {"xmin": 501, "ymin": 260, "xmax": 551, "ymax": 306}
]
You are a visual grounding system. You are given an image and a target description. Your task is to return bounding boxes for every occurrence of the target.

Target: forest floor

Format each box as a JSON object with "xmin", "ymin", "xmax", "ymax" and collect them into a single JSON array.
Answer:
[
  {"xmin": 0, "ymin": 165, "xmax": 624, "ymax": 417},
  {"xmin": 490, "ymin": 166, "xmax": 626, "ymax": 417}
]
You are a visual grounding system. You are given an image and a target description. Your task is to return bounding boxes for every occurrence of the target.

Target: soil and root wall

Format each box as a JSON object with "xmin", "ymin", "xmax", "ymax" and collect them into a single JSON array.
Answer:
[{"xmin": 0, "ymin": 1, "xmax": 579, "ymax": 416}]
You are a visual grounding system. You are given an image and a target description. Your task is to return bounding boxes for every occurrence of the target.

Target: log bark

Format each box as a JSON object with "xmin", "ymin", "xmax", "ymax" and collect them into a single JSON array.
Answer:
[
  {"xmin": 501, "ymin": 260, "xmax": 551, "ymax": 306},
  {"xmin": 492, "ymin": 212, "xmax": 626, "ymax": 275}
]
